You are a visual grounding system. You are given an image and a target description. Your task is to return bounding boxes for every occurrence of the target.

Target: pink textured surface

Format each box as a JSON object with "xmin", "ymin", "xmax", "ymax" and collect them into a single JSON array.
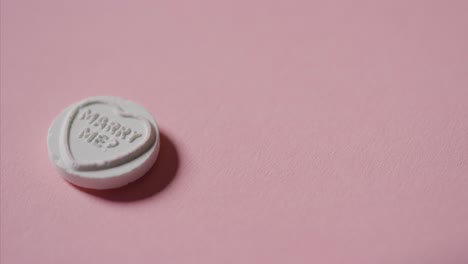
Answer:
[{"xmin": 1, "ymin": 0, "xmax": 468, "ymax": 263}]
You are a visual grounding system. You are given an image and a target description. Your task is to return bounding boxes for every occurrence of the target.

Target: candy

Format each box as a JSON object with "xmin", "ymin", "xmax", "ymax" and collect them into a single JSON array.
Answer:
[{"xmin": 47, "ymin": 96, "xmax": 160, "ymax": 189}]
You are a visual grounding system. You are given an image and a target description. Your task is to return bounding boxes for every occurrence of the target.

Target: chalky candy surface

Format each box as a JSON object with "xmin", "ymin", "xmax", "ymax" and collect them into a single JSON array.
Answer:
[{"xmin": 47, "ymin": 96, "xmax": 160, "ymax": 189}]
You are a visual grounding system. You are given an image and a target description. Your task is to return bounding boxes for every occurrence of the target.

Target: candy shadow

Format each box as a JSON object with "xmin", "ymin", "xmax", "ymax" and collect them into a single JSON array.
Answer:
[{"xmin": 76, "ymin": 132, "xmax": 180, "ymax": 202}]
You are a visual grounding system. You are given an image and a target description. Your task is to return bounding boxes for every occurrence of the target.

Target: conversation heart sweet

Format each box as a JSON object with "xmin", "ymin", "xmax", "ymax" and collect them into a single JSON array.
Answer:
[{"xmin": 47, "ymin": 96, "xmax": 160, "ymax": 189}]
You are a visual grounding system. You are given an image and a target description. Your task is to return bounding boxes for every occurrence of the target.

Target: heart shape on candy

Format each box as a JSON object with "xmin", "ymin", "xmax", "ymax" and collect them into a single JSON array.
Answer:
[{"xmin": 59, "ymin": 99, "xmax": 156, "ymax": 171}]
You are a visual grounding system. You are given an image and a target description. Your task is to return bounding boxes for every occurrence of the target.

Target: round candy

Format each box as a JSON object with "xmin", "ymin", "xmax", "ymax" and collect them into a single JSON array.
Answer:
[{"xmin": 47, "ymin": 96, "xmax": 160, "ymax": 190}]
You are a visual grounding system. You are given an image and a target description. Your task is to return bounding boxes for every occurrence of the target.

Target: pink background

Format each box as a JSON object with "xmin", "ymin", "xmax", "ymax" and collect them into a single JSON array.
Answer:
[{"xmin": 1, "ymin": 0, "xmax": 468, "ymax": 263}]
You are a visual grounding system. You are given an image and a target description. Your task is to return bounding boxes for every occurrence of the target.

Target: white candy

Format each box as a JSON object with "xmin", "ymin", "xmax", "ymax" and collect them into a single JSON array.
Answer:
[{"xmin": 47, "ymin": 96, "xmax": 160, "ymax": 189}]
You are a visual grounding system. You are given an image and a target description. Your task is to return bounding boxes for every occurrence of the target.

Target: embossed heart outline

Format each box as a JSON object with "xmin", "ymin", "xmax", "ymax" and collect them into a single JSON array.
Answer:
[{"xmin": 60, "ymin": 99, "xmax": 156, "ymax": 171}]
